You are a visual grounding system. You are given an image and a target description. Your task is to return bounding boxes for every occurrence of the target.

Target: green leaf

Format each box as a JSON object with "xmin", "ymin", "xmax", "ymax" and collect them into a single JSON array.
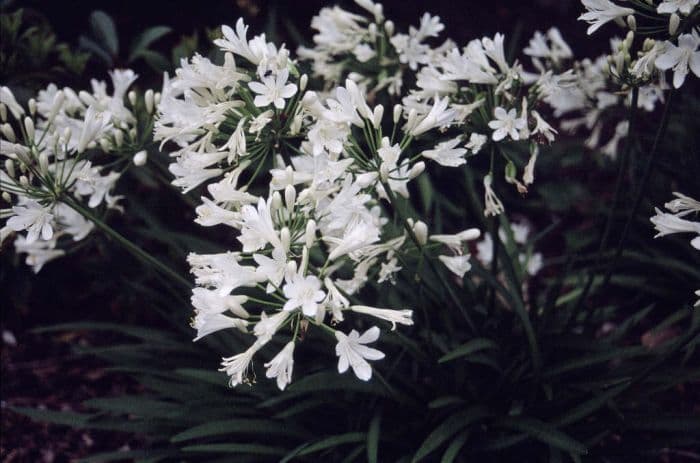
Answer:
[
  {"xmin": 439, "ymin": 338, "xmax": 498, "ymax": 363},
  {"xmin": 78, "ymin": 35, "xmax": 113, "ymax": 66},
  {"xmin": 367, "ymin": 411, "xmax": 382, "ymax": 463},
  {"xmin": 10, "ymin": 406, "xmax": 91, "ymax": 427},
  {"xmin": 89, "ymin": 10, "xmax": 118, "ymax": 55},
  {"xmin": 182, "ymin": 444, "xmax": 287, "ymax": 456},
  {"xmin": 412, "ymin": 406, "xmax": 490, "ymax": 462},
  {"xmin": 289, "ymin": 432, "xmax": 366, "ymax": 458},
  {"xmin": 440, "ymin": 432, "xmax": 469, "ymax": 463},
  {"xmin": 497, "ymin": 418, "xmax": 587, "ymax": 455},
  {"xmin": 171, "ymin": 418, "xmax": 308, "ymax": 442},
  {"xmin": 129, "ymin": 26, "xmax": 171, "ymax": 62},
  {"xmin": 137, "ymin": 50, "xmax": 171, "ymax": 71}
]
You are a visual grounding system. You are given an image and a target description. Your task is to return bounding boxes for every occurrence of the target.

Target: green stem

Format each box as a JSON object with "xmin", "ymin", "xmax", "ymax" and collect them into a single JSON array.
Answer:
[
  {"xmin": 379, "ymin": 179, "xmax": 476, "ymax": 331},
  {"xmin": 571, "ymin": 86, "xmax": 640, "ymax": 317},
  {"xmin": 62, "ymin": 197, "xmax": 192, "ymax": 290}
]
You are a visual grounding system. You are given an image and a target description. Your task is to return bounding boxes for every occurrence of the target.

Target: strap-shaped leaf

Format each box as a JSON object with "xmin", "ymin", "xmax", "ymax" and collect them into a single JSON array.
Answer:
[
  {"xmin": 412, "ymin": 406, "xmax": 490, "ymax": 462},
  {"xmin": 439, "ymin": 338, "xmax": 498, "ymax": 363},
  {"xmin": 89, "ymin": 10, "xmax": 118, "ymax": 55},
  {"xmin": 496, "ymin": 417, "xmax": 587, "ymax": 455}
]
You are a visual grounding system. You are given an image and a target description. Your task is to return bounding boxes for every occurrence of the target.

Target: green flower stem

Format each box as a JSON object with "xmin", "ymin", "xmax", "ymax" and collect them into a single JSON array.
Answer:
[
  {"xmin": 62, "ymin": 197, "xmax": 193, "ymax": 291},
  {"xmin": 571, "ymin": 86, "xmax": 640, "ymax": 317},
  {"xmin": 596, "ymin": 88, "xmax": 676, "ymax": 296},
  {"xmin": 379, "ymin": 179, "xmax": 476, "ymax": 332}
]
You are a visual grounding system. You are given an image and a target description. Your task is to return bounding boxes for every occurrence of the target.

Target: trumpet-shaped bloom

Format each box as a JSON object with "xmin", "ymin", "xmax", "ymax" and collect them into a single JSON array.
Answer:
[{"xmin": 335, "ymin": 326, "xmax": 385, "ymax": 381}]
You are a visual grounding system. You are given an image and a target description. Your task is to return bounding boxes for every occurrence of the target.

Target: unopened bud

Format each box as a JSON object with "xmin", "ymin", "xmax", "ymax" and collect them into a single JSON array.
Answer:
[
  {"xmin": 626, "ymin": 15, "xmax": 636, "ymax": 32},
  {"xmin": 0, "ymin": 104, "xmax": 6, "ymax": 122},
  {"xmin": 280, "ymin": 227, "xmax": 291, "ymax": 252},
  {"xmin": 393, "ymin": 104, "xmax": 402, "ymax": 124},
  {"xmin": 643, "ymin": 38, "xmax": 655, "ymax": 52},
  {"xmin": 305, "ymin": 220, "xmax": 316, "ymax": 248},
  {"xmin": 39, "ymin": 152, "xmax": 49, "ymax": 173},
  {"xmin": 128, "ymin": 90, "xmax": 137, "ymax": 106},
  {"xmin": 19, "ymin": 175, "xmax": 29, "ymax": 186},
  {"xmin": 271, "ymin": 191, "xmax": 283, "ymax": 214},
  {"xmin": 5, "ymin": 160, "xmax": 15, "ymax": 178},
  {"xmin": 379, "ymin": 162, "xmax": 391, "ymax": 182},
  {"xmin": 285, "ymin": 184, "xmax": 296, "ymax": 213},
  {"xmin": 368, "ymin": 23, "xmax": 377, "ymax": 38},
  {"xmin": 413, "ymin": 220, "xmax": 428, "ymax": 245},
  {"xmin": 48, "ymin": 91, "xmax": 65, "ymax": 122},
  {"xmin": 133, "ymin": 150, "xmax": 148, "ymax": 166},
  {"xmin": 669, "ymin": 13, "xmax": 680, "ymax": 36},
  {"xmin": 154, "ymin": 92, "xmax": 161, "ymax": 106},
  {"xmin": 78, "ymin": 90, "xmax": 95, "ymax": 106},
  {"xmin": 1, "ymin": 191, "xmax": 10, "ymax": 203},
  {"xmin": 28, "ymin": 98, "xmax": 37, "ymax": 116},
  {"xmin": 408, "ymin": 161, "xmax": 425, "ymax": 179},
  {"xmin": 301, "ymin": 245, "xmax": 309, "ymax": 274},
  {"xmin": 1, "ymin": 123, "xmax": 15, "ymax": 142},
  {"xmin": 385, "ymin": 20, "xmax": 395, "ymax": 36},
  {"xmin": 372, "ymin": 104, "xmax": 384, "ymax": 128},
  {"xmin": 23, "ymin": 117, "xmax": 35, "ymax": 142},
  {"xmin": 299, "ymin": 74, "xmax": 308, "ymax": 92},
  {"xmin": 98, "ymin": 138, "xmax": 111, "ymax": 152},
  {"xmin": 63, "ymin": 127, "xmax": 72, "ymax": 143},
  {"xmin": 145, "ymin": 89, "xmax": 155, "ymax": 114},
  {"xmin": 114, "ymin": 129, "xmax": 124, "ymax": 147}
]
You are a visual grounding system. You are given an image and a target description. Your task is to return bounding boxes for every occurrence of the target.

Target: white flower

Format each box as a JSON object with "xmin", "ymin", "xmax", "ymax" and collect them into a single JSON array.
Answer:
[
  {"xmin": 264, "ymin": 341, "xmax": 295, "ymax": 390},
  {"xmin": 421, "ymin": 137, "xmax": 467, "ymax": 167},
  {"xmin": 192, "ymin": 312, "xmax": 247, "ymax": 341},
  {"xmin": 254, "ymin": 311, "xmax": 291, "ymax": 342},
  {"xmin": 407, "ymin": 97, "xmax": 457, "ymax": 136},
  {"xmin": 650, "ymin": 208, "xmax": 700, "ymax": 243},
  {"xmin": 253, "ymin": 247, "xmax": 287, "ymax": 293},
  {"xmin": 483, "ymin": 174, "xmax": 504, "ymax": 217},
  {"xmin": 431, "ymin": 228, "xmax": 481, "ymax": 253},
  {"xmin": 282, "ymin": 272, "xmax": 326, "ymax": 316},
  {"xmin": 531, "ymin": 111, "xmax": 558, "ymax": 143},
  {"xmin": 335, "ymin": 326, "xmax": 385, "ymax": 381},
  {"xmin": 438, "ymin": 254, "xmax": 473, "ymax": 278},
  {"xmin": 377, "ymin": 258, "xmax": 402, "ymax": 284},
  {"xmin": 665, "ymin": 192, "xmax": 700, "ymax": 215},
  {"xmin": 219, "ymin": 340, "xmax": 264, "ymax": 387},
  {"xmin": 350, "ymin": 305, "xmax": 413, "ymax": 330},
  {"xmin": 578, "ymin": 0, "xmax": 635, "ymax": 35},
  {"xmin": 655, "ymin": 33, "xmax": 700, "ymax": 89},
  {"xmin": 466, "ymin": 133, "xmax": 488, "ymax": 154},
  {"xmin": 6, "ymin": 200, "xmax": 54, "ymax": 243},
  {"xmin": 657, "ymin": 0, "xmax": 698, "ymax": 15},
  {"xmin": 248, "ymin": 68, "xmax": 297, "ymax": 109},
  {"xmin": 489, "ymin": 107, "xmax": 527, "ymax": 142}
]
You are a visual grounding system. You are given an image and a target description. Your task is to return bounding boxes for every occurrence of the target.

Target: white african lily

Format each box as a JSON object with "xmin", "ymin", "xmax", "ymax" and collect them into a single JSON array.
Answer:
[
  {"xmin": 657, "ymin": 0, "xmax": 699, "ymax": 15},
  {"xmin": 265, "ymin": 341, "xmax": 295, "ymax": 390},
  {"xmin": 421, "ymin": 136, "xmax": 467, "ymax": 167},
  {"xmin": 578, "ymin": 0, "xmax": 635, "ymax": 35},
  {"xmin": 438, "ymin": 254, "xmax": 473, "ymax": 278},
  {"xmin": 335, "ymin": 326, "xmax": 385, "ymax": 381},
  {"xmin": 655, "ymin": 33, "xmax": 700, "ymax": 89},
  {"xmin": 282, "ymin": 271, "xmax": 326, "ymax": 316},
  {"xmin": 349, "ymin": 306, "xmax": 413, "ymax": 330},
  {"xmin": 488, "ymin": 107, "xmax": 527, "ymax": 141},
  {"xmin": 248, "ymin": 68, "xmax": 297, "ymax": 109},
  {"xmin": 6, "ymin": 200, "xmax": 54, "ymax": 244}
]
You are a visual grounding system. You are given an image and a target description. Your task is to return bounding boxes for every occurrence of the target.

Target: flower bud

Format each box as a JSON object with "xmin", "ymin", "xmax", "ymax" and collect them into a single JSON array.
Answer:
[
  {"xmin": 1, "ymin": 123, "xmax": 16, "ymax": 142},
  {"xmin": 385, "ymin": 20, "xmax": 395, "ymax": 36},
  {"xmin": 19, "ymin": 175, "xmax": 29, "ymax": 186},
  {"xmin": 133, "ymin": 150, "xmax": 148, "ymax": 166},
  {"xmin": 281, "ymin": 227, "xmax": 291, "ymax": 252},
  {"xmin": 28, "ymin": 98, "xmax": 37, "ymax": 116},
  {"xmin": 393, "ymin": 104, "xmax": 402, "ymax": 124},
  {"xmin": 379, "ymin": 162, "xmax": 391, "ymax": 182},
  {"xmin": 128, "ymin": 90, "xmax": 137, "ymax": 106},
  {"xmin": 78, "ymin": 90, "xmax": 95, "ymax": 106},
  {"xmin": 114, "ymin": 129, "xmax": 124, "ymax": 147},
  {"xmin": 368, "ymin": 23, "xmax": 377, "ymax": 38},
  {"xmin": 626, "ymin": 15, "xmax": 636, "ymax": 32},
  {"xmin": 408, "ymin": 161, "xmax": 425, "ymax": 179},
  {"xmin": 5, "ymin": 160, "xmax": 15, "ymax": 178},
  {"xmin": 413, "ymin": 220, "xmax": 428, "ymax": 245},
  {"xmin": 154, "ymin": 92, "xmax": 161, "ymax": 106},
  {"xmin": 39, "ymin": 152, "xmax": 49, "ymax": 174},
  {"xmin": 0, "ymin": 104, "xmax": 6, "ymax": 122},
  {"xmin": 669, "ymin": 13, "xmax": 680, "ymax": 36},
  {"xmin": 305, "ymin": 220, "xmax": 316, "ymax": 248},
  {"xmin": 301, "ymin": 246, "xmax": 309, "ymax": 274},
  {"xmin": 48, "ymin": 91, "xmax": 65, "ymax": 123},
  {"xmin": 99, "ymin": 138, "xmax": 111, "ymax": 152},
  {"xmin": 1, "ymin": 191, "xmax": 11, "ymax": 203},
  {"xmin": 299, "ymin": 74, "xmax": 308, "ymax": 92},
  {"xmin": 63, "ymin": 127, "xmax": 72, "ymax": 143},
  {"xmin": 271, "ymin": 191, "xmax": 283, "ymax": 214},
  {"xmin": 372, "ymin": 104, "xmax": 384, "ymax": 128},
  {"xmin": 285, "ymin": 184, "xmax": 296, "ymax": 213},
  {"xmin": 23, "ymin": 117, "xmax": 35, "ymax": 142},
  {"xmin": 145, "ymin": 89, "xmax": 155, "ymax": 114}
]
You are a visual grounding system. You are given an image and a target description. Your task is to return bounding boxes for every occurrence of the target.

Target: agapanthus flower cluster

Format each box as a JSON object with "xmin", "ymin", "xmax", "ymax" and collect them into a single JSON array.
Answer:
[
  {"xmin": 475, "ymin": 220, "xmax": 544, "ymax": 279},
  {"xmin": 650, "ymin": 192, "xmax": 700, "ymax": 306},
  {"xmin": 1, "ymin": 70, "xmax": 154, "ymax": 271},
  {"xmin": 301, "ymin": 1, "xmax": 575, "ymax": 217},
  {"xmin": 562, "ymin": 1, "xmax": 699, "ymax": 154},
  {"xmin": 156, "ymin": 13, "xmax": 490, "ymax": 389}
]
